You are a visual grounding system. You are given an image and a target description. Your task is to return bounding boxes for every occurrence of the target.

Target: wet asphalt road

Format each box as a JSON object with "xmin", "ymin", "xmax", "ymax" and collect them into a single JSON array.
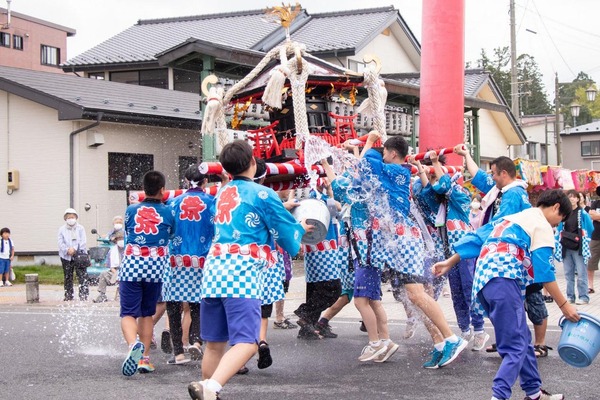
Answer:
[{"xmin": 0, "ymin": 302, "xmax": 598, "ymax": 400}]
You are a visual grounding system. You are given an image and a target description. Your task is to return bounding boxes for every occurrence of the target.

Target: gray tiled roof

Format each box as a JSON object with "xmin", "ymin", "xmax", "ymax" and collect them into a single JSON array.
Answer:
[
  {"xmin": 382, "ymin": 69, "xmax": 489, "ymax": 97},
  {"xmin": 64, "ymin": 7, "xmax": 401, "ymax": 68},
  {"xmin": 288, "ymin": 7, "xmax": 397, "ymax": 53},
  {"xmin": 0, "ymin": 66, "xmax": 200, "ymax": 126},
  {"xmin": 63, "ymin": 10, "xmax": 279, "ymax": 67}
]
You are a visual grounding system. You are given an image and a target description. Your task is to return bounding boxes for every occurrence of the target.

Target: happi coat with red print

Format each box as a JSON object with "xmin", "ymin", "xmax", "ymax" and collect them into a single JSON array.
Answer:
[
  {"xmin": 452, "ymin": 207, "xmax": 557, "ymax": 316},
  {"xmin": 202, "ymin": 177, "xmax": 304, "ymax": 299},
  {"xmin": 120, "ymin": 198, "xmax": 176, "ymax": 283}
]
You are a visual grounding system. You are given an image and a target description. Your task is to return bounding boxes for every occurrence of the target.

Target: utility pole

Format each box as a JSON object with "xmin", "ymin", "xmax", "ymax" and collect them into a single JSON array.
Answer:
[
  {"xmin": 555, "ymin": 73, "xmax": 562, "ymax": 165},
  {"xmin": 510, "ymin": 0, "xmax": 523, "ymax": 157}
]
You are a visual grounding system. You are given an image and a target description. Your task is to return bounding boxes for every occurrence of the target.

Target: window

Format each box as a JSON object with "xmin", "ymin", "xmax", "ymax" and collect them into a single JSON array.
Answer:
[
  {"xmin": 0, "ymin": 32, "xmax": 10, "ymax": 48},
  {"xmin": 108, "ymin": 152, "xmax": 154, "ymax": 191},
  {"xmin": 13, "ymin": 35, "xmax": 23, "ymax": 50},
  {"xmin": 110, "ymin": 69, "xmax": 168, "ymax": 89},
  {"xmin": 178, "ymin": 156, "xmax": 199, "ymax": 188},
  {"xmin": 540, "ymin": 144, "xmax": 547, "ymax": 165},
  {"xmin": 581, "ymin": 140, "xmax": 600, "ymax": 157},
  {"xmin": 41, "ymin": 45, "xmax": 60, "ymax": 66},
  {"xmin": 88, "ymin": 72, "xmax": 105, "ymax": 80},
  {"xmin": 347, "ymin": 59, "xmax": 366, "ymax": 73},
  {"xmin": 527, "ymin": 142, "xmax": 537, "ymax": 160},
  {"xmin": 174, "ymin": 69, "xmax": 200, "ymax": 94}
]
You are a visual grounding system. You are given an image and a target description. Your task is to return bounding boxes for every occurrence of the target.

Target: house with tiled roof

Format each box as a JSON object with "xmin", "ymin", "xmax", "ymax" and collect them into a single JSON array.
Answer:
[
  {"xmin": 1, "ymin": 5, "xmax": 525, "ymax": 258},
  {"xmin": 560, "ymin": 120, "xmax": 600, "ymax": 170},
  {"xmin": 0, "ymin": 65, "xmax": 201, "ymax": 261}
]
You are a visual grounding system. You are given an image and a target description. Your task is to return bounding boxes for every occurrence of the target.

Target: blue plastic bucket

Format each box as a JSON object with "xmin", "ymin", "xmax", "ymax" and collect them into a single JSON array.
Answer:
[{"xmin": 558, "ymin": 312, "xmax": 600, "ymax": 368}]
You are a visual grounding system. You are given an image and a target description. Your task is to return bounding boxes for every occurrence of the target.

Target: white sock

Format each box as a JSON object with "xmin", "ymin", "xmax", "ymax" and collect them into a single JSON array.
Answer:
[
  {"xmin": 205, "ymin": 379, "xmax": 222, "ymax": 393},
  {"xmin": 526, "ymin": 391, "xmax": 541, "ymax": 400},
  {"xmin": 382, "ymin": 339, "xmax": 391, "ymax": 346},
  {"xmin": 369, "ymin": 340, "xmax": 382, "ymax": 347},
  {"xmin": 492, "ymin": 397, "xmax": 504, "ymax": 400},
  {"xmin": 434, "ymin": 342, "xmax": 445, "ymax": 351},
  {"xmin": 446, "ymin": 334, "xmax": 459, "ymax": 343}
]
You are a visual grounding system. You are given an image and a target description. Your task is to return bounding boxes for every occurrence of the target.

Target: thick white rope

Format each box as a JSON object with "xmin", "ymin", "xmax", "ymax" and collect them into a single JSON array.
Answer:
[{"xmin": 362, "ymin": 65, "xmax": 388, "ymax": 142}]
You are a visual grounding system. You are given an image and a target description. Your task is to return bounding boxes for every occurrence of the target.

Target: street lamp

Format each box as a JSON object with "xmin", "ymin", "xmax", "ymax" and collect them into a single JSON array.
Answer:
[
  {"xmin": 570, "ymin": 102, "xmax": 581, "ymax": 127},
  {"xmin": 586, "ymin": 85, "xmax": 597, "ymax": 102}
]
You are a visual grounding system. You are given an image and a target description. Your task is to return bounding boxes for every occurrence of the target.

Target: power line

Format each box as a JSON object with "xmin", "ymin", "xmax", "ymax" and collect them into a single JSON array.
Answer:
[{"xmin": 530, "ymin": 0, "xmax": 576, "ymax": 77}]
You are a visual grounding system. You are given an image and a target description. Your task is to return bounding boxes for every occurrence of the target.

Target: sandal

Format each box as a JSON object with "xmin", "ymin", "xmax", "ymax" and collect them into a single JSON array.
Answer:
[
  {"xmin": 236, "ymin": 366, "xmax": 249, "ymax": 375},
  {"xmin": 589, "ymin": 288, "xmax": 595, "ymax": 294},
  {"xmin": 485, "ymin": 343, "xmax": 498, "ymax": 353},
  {"xmin": 534, "ymin": 344, "xmax": 553, "ymax": 358}
]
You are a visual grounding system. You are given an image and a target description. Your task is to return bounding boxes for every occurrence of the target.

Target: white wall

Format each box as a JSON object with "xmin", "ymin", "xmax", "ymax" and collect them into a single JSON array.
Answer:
[
  {"xmin": 478, "ymin": 108, "xmax": 511, "ymax": 160},
  {"xmin": 521, "ymin": 122, "xmax": 558, "ymax": 165},
  {"xmin": 0, "ymin": 91, "xmax": 200, "ymax": 258}
]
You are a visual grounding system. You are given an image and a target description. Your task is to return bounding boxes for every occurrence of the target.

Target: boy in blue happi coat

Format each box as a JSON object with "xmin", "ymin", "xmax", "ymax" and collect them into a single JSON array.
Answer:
[
  {"xmin": 188, "ymin": 140, "xmax": 312, "ymax": 400},
  {"xmin": 434, "ymin": 189, "xmax": 580, "ymax": 400}
]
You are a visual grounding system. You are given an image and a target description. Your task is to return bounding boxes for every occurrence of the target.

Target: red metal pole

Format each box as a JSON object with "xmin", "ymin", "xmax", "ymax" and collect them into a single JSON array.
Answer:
[{"xmin": 419, "ymin": 0, "xmax": 465, "ymax": 166}]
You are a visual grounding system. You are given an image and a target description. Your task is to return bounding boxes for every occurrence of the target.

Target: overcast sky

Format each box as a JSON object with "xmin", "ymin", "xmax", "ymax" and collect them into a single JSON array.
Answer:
[{"xmin": 6, "ymin": 0, "xmax": 600, "ymax": 96}]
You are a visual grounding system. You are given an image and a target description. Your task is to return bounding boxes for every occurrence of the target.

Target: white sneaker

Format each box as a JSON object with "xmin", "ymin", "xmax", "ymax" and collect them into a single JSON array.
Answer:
[
  {"xmin": 374, "ymin": 341, "xmax": 400, "ymax": 363},
  {"xmin": 575, "ymin": 298, "xmax": 590, "ymax": 305},
  {"xmin": 0, "ymin": 281, "xmax": 4, "ymax": 287},
  {"xmin": 358, "ymin": 342, "xmax": 387, "ymax": 362},
  {"xmin": 472, "ymin": 332, "xmax": 490, "ymax": 351},
  {"xmin": 4, "ymin": 281, "xmax": 12, "ymax": 287},
  {"xmin": 461, "ymin": 329, "xmax": 474, "ymax": 343},
  {"xmin": 188, "ymin": 380, "xmax": 218, "ymax": 400}
]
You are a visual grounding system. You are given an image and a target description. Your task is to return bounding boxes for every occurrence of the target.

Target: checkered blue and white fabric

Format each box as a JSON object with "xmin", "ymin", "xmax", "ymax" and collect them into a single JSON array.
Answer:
[
  {"xmin": 446, "ymin": 219, "xmax": 471, "ymax": 247},
  {"xmin": 371, "ymin": 225, "xmax": 425, "ymax": 277},
  {"xmin": 261, "ymin": 259, "xmax": 285, "ymax": 305},
  {"xmin": 471, "ymin": 246, "xmax": 531, "ymax": 316},
  {"xmin": 162, "ymin": 264, "xmax": 203, "ymax": 303},
  {"xmin": 119, "ymin": 255, "xmax": 169, "ymax": 283},
  {"xmin": 304, "ymin": 240, "xmax": 341, "ymax": 283},
  {"xmin": 336, "ymin": 237, "xmax": 355, "ymax": 291},
  {"xmin": 202, "ymin": 253, "xmax": 266, "ymax": 299}
]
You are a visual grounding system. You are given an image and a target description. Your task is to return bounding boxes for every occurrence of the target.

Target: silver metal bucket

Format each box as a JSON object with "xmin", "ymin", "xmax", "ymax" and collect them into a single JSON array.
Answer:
[{"xmin": 292, "ymin": 198, "xmax": 331, "ymax": 245}]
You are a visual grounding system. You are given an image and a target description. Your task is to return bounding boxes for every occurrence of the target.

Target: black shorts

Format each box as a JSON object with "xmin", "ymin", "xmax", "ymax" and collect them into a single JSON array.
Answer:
[
  {"xmin": 261, "ymin": 303, "xmax": 273, "ymax": 319},
  {"xmin": 524, "ymin": 290, "xmax": 548, "ymax": 325}
]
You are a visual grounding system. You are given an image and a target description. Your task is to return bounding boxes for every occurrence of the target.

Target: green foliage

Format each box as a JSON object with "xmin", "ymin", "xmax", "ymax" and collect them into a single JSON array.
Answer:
[
  {"xmin": 12, "ymin": 265, "xmax": 64, "ymax": 285},
  {"xmin": 478, "ymin": 47, "xmax": 551, "ymax": 116},
  {"xmin": 559, "ymin": 72, "xmax": 599, "ymax": 127}
]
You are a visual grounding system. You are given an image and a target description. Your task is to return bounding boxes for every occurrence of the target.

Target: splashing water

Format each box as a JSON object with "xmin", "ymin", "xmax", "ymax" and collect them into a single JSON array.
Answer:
[{"xmin": 53, "ymin": 302, "xmax": 121, "ymax": 357}]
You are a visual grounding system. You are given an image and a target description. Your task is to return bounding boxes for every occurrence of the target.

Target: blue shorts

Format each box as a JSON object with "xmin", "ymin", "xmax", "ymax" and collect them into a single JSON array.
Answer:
[
  {"xmin": 354, "ymin": 265, "xmax": 382, "ymax": 301},
  {"xmin": 0, "ymin": 259, "xmax": 10, "ymax": 274},
  {"xmin": 119, "ymin": 281, "xmax": 163, "ymax": 318},
  {"xmin": 201, "ymin": 297, "xmax": 261, "ymax": 345}
]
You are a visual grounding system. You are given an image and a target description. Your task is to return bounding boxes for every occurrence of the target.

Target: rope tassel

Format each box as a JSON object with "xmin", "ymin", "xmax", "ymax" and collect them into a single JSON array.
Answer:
[{"xmin": 262, "ymin": 47, "xmax": 290, "ymax": 109}]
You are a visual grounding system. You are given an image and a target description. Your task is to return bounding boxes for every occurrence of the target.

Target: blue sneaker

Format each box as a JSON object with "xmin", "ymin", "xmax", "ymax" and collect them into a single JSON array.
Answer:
[
  {"xmin": 422, "ymin": 348, "xmax": 443, "ymax": 369},
  {"xmin": 438, "ymin": 337, "xmax": 468, "ymax": 367},
  {"xmin": 122, "ymin": 341, "xmax": 144, "ymax": 376}
]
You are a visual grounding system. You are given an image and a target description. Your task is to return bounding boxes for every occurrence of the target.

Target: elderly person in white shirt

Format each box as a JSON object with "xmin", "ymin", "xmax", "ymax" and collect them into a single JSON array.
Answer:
[{"xmin": 58, "ymin": 208, "xmax": 89, "ymax": 301}]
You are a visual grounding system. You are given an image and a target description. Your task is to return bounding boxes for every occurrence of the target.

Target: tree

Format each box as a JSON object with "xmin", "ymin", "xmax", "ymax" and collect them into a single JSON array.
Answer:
[
  {"xmin": 559, "ymin": 72, "xmax": 598, "ymax": 127},
  {"xmin": 477, "ymin": 47, "xmax": 551, "ymax": 116}
]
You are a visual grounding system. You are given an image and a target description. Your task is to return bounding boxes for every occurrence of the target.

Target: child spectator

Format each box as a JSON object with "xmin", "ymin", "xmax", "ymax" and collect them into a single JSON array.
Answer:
[
  {"xmin": 93, "ymin": 230, "xmax": 124, "ymax": 303},
  {"xmin": 0, "ymin": 227, "xmax": 14, "ymax": 287},
  {"xmin": 57, "ymin": 208, "xmax": 89, "ymax": 301},
  {"xmin": 119, "ymin": 171, "xmax": 175, "ymax": 376},
  {"xmin": 187, "ymin": 140, "xmax": 311, "ymax": 400},
  {"xmin": 434, "ymin": 189, "xmax": 579, "ymax": 400}
]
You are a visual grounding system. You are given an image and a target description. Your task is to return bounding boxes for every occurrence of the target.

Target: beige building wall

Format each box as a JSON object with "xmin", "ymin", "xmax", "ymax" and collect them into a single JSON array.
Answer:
[
  {"xmin": 477, "ymin": 108, "xmax": 511, "ymax": 161},
  {"xmin": 521, "ymin": 122, "xmax": 558, "ymax": 165},
  {"xmin": 0, "ymin": 90, "xmax": 200, "ymax": 259},
  {"xmin": 562, "ymin": 134, "xmax": 600, "ymax": 171}
]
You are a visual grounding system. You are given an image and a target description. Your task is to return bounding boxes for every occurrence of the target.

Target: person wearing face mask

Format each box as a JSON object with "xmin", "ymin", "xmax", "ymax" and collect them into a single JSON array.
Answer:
[
  {"xmin": 58, "ymin": 208, "xmax": 89, "ymax": 301},
  {"xmin": 469, "ymin": 195, "xmax": 482, "ymax": 229},
  {"xmin": 106, "ymin": 215, "xmax": 125, "ymax": 239},
  {"xmin": 93, "ymin": 231, "xmax": 125, "ymax": 303}
]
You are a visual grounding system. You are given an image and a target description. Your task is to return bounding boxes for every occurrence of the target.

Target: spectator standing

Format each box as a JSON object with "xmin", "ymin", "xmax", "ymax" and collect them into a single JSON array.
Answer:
[
  {"xmin": 57, "ymin": 208, "xmax": 89, "ymax": 301},
  {"xmin": 586, "ymin": 187, "xmax": 600, "ymax": 294},
  {"xmin": 0, "ymin": 227, "xmax": 14, "ymax": 287}
]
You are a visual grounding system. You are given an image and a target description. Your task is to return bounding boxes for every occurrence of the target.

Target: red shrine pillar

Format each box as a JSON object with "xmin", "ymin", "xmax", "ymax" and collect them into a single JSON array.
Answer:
[{"xmin": 419, "ymin": 0, "xmax": 465, "ymax": 165}]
